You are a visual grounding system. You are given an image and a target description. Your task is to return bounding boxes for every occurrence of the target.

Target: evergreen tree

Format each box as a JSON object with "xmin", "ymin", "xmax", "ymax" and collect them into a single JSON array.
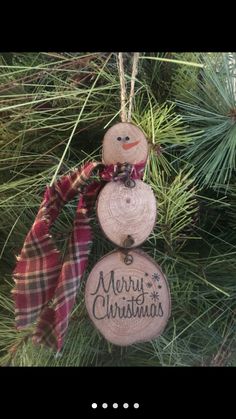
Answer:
[{"xmin": 0, "ymin": 52, "xmax": 235, "ymax": 366}]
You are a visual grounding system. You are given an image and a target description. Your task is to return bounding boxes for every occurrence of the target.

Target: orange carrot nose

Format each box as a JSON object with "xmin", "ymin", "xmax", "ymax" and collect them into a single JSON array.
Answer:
[{"xmin": 122, "ymin": 140, "xmax": 140, "ymax": 150}]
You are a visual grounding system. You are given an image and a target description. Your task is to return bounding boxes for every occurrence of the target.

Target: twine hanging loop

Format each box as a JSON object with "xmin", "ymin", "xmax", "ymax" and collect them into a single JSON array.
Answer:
[{"xmin": 118, "ymin": 52, "xmax": 140, "ymax": 123}]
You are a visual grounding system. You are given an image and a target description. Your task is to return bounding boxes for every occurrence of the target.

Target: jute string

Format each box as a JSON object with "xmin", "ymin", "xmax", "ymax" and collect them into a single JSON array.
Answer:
[{"xmin": 118, "ymin": 52, "xmax": 140, "ymax": 123}]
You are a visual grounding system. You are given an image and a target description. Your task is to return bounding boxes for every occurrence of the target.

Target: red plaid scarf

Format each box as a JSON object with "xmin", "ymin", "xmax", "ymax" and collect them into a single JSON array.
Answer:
[{"xmin": 12, "ymin": 161, "xmax": 145, "ymax": 351}]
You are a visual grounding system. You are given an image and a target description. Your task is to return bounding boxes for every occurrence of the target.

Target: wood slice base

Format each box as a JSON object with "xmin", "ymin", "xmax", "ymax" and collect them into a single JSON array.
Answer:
[
  {"xmin": 97, "ymin": 180, "xmax": 157, "ymax": 248},
  {"xmin": 85, "ymin": 249, "xmax": 171, "ymax": 346}
]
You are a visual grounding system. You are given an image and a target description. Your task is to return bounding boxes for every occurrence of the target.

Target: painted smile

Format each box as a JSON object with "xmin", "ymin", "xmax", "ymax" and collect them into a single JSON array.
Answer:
[{"xmin": 122, "ymin": 140, "xmax": 140, "ymax": 150}]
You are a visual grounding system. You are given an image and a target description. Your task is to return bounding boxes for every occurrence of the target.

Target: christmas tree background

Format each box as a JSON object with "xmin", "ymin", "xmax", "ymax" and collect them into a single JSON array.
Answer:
[{"xmin": 0, "ymin": 52, "xmax": 235, "ymax": 366}]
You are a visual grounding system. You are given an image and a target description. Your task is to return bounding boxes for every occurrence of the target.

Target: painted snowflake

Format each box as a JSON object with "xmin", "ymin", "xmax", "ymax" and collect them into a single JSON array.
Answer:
[
  {"xmin": 149, "ymin": 291, "xmax": 159, "ymax": 302},
  {"xmin": 152, "ymin": 272, "xmax": 160, "ymax": 281}
]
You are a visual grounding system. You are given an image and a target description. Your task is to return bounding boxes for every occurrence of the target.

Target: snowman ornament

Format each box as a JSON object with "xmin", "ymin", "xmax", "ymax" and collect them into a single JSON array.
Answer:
[{"xmin": 85, "ymin": 122, "xmax": 171, "ymax": 346}]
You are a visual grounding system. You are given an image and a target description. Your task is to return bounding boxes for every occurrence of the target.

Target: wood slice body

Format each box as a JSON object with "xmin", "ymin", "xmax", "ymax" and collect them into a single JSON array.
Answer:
[
  {"xmin": 85, "ymin": 249, "xmax": 171, "ymax": 346},
  {"xmin": 97, "ymin": 180, "xmax": 157, "ymax": 248},
  {"xmin": 102, "ymin": 122, "xmax": 148, "ymax": 165}
]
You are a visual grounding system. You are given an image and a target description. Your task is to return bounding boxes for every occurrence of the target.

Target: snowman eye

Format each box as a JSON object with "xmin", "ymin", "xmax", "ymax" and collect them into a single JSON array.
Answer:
[
  {"xmin": 125, "ymin": 136, "xmax": 130, "ymax": 141},
  {"xmin": 117, "ymin": 137, "xmax": 122, "ymax": 141}
]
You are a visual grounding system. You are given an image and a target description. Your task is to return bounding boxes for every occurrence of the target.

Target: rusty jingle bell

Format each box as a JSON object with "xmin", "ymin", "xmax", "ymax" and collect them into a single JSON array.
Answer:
[{"xmin": 85, "ymin": 122, "xmax": 171, "ymax": 346}]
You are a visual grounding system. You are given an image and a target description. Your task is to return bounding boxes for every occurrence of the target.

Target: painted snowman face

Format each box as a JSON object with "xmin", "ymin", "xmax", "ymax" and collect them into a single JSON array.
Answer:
[{"xmin": 102, "ymin": 122, "xmax": 148, "ymax": 165}]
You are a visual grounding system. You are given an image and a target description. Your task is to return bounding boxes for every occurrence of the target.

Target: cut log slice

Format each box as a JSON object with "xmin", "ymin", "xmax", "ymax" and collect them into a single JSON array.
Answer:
[
  {"xmin": 97, "ymin": 179, "xmax": 157, "ymax": 248},
  {"xmin": 102, "ymin": 122, "xmax": 148, "ymax": 165},
  {"xmin": 85, "ymin": 249, "xmax": 171, "ymax": 346}
]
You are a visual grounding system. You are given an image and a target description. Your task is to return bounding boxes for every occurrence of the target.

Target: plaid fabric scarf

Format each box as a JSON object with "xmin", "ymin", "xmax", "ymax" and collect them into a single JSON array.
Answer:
[{"xmin": 12, "ymin": 161, "xmax": 145, "ymax": 351}]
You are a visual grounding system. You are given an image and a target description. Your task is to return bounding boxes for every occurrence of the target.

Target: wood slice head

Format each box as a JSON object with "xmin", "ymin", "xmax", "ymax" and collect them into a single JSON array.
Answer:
[
  {"xmin": 85, "ymin": 249, "xmax": 171, "ymax": 346},
  {"xmin": 102, "ymin": 122, "xmax": 148, "ymax": 165},
  {"xmin": 97, "ymin": 179, "xmax": 157, "ymax": 248}
]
